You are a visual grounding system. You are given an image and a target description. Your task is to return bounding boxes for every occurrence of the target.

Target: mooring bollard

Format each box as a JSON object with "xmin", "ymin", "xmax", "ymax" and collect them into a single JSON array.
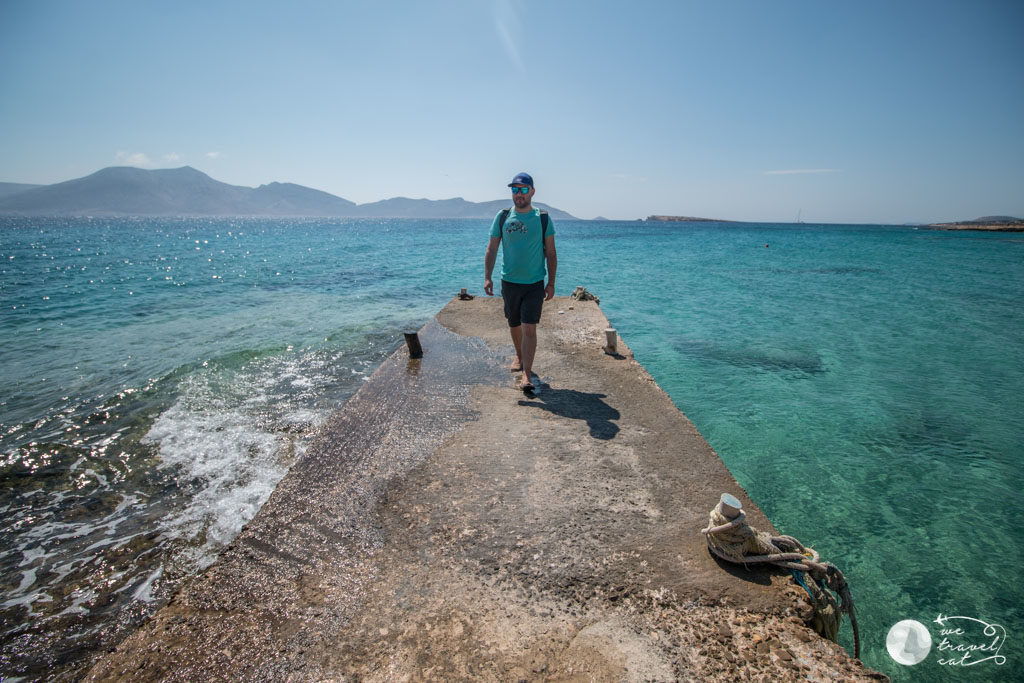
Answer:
[
  {"xmin": 604, "ymin": 328, "xmax": 617, "ymax": 354},
  {"xmin": 404, "ymin": 331, "xmax": 423, "ymax": 358},
  {"xmin": 718, "ymin": 492, "xmax": 743, "ymax": 520}
]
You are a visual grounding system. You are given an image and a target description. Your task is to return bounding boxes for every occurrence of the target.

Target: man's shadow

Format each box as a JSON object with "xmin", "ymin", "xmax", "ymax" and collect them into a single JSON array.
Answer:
[{"xmin": 518, "ymin": 386, "xmax": 620, "ymax": 440}]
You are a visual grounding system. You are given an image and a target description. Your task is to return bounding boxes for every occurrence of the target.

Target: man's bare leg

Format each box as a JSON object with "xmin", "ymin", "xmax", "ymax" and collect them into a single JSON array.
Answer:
[
  {"xmin": 509, "ymin": 324, "xmax": 523, "ymax": 371},
  {"xmin": 519, "ymin": 323, "xmax": 537, "ymax": 386}
]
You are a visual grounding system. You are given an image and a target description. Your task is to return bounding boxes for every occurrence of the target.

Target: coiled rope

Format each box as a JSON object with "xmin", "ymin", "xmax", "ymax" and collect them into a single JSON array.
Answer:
[{"xmin": 700, "ymin": 494, "xmax": 860, "ymax": 659}]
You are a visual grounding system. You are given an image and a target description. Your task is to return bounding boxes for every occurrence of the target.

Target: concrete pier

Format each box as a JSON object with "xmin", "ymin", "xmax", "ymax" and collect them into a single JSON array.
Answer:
[{"xmin": 89, "ymin": 297, "xmax": 879, "ymax": 681}]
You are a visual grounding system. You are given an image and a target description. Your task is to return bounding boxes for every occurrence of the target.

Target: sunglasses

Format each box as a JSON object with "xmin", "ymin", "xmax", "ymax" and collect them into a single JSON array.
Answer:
[{"xmin": 511, "ymin": 186, "xmax": 531, "ymax": 194}]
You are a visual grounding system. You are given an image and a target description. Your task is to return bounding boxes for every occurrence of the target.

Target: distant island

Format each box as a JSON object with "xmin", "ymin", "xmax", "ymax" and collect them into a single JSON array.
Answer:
[
  {"xmin": 645, "ymin": 215, "xmax": 734, "ymax": 223},
  {"xmin": 0, "ymin": 166, "xmax": 578, "ymax": 220},
  {"xmin": 0, "ymin": 181, "xmax": 43, "ymax": 199},
  {"xmin": 929, "ymin": 216, "xmax": 1024, "ymax": 232}
]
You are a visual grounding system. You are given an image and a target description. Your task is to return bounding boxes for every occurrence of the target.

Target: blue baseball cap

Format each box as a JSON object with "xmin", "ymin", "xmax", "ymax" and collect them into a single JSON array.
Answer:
[{"xmin": 507, "ymin": 172, "xmax": 534, "ymax": 187}]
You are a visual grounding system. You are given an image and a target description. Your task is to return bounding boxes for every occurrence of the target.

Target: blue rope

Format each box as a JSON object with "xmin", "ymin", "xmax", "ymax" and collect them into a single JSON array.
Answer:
[{"xmin": 791, "ymin": 568, "xmax": 814, "ymax": 600}]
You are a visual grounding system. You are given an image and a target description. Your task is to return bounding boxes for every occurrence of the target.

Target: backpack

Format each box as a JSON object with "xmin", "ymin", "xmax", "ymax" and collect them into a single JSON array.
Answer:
[{"xmin": 497, "ymin": 208, "xmax": 550, "ymax": 255}]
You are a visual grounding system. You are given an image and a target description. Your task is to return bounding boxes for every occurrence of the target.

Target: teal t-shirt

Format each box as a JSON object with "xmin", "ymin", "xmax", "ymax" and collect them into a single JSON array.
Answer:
[{"xmin": 489, "ymin": 208, "xmax": 555, "ymax": 284}]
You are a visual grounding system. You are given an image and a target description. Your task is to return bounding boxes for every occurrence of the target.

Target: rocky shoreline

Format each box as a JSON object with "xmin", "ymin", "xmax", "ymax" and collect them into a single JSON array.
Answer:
[
  {"xmin": 928, "ymin": 217, "xmax": 1024, "ymax": 231},
  {"xmin": 928, "ymin": 222, "xmax": 1024, "ymax": 232},
  {"xmin": 645, "ymin": 215, "xmax": 735, "ymax": 223}
]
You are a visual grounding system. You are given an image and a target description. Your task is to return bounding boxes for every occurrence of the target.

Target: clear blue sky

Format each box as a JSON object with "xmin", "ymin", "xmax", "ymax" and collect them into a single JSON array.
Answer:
[{"xmin": 1, "ymin": 0, "xmax": 1021, "ymax": 222}]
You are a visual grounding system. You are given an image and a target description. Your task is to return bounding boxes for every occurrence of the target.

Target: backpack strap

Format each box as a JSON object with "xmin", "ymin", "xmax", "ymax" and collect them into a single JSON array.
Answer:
[
  {"xmin": 540, "ymin": 210, "xmax": 549, "ymax": 257},
  {"xmin": 497, "ymin": 208, "xmax": 511, "ymax": 243}
]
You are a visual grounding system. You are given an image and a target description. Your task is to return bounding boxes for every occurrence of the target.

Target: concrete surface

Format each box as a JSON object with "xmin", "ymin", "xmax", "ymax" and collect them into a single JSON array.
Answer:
[{"xmin": 88, "ymin": 296, "xmax": 882, "ymax": 681}]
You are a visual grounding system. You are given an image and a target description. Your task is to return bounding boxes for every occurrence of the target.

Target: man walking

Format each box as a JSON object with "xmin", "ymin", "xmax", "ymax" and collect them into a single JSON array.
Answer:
[{"xmin": 484, "ymin": 172, "xmax": 557, "ymax": 393}]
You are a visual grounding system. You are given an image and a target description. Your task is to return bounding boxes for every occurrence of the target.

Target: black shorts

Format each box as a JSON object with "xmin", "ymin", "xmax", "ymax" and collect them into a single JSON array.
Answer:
[{"xmin": 501, "ymin": 279, "xmax": 544, "ymax": 327}]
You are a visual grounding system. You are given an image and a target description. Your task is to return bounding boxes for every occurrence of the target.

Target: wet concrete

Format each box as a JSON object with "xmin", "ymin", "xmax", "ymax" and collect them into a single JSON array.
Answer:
[{"xmin": 88, "ymin": 297, "xmax": 881, "ymax": 681}]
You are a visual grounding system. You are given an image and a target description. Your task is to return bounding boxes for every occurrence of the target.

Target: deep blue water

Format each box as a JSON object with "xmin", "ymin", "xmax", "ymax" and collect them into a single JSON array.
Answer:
[{"xmin": 1, "ymin": 216, "xmax": 1021, "ymax": 680}]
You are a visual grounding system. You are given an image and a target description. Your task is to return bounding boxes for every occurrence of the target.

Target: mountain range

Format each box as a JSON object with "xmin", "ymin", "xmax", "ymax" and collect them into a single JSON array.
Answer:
[{"xmin": 0, "ymin": 166, "xmax": 577, "ymax": 220}]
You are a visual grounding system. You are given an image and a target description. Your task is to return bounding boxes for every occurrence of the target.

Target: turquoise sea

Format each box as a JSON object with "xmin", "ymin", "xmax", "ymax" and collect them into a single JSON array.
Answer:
[{"xmin": 1, "ymin": 216, "xmax": 1021, "ymax": 680}]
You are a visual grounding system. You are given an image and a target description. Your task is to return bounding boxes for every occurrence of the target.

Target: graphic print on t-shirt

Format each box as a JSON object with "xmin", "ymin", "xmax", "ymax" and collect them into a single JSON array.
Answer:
[{"xmin": 504, "ymin": 218, "xmax": 528, "ymax": 236}]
